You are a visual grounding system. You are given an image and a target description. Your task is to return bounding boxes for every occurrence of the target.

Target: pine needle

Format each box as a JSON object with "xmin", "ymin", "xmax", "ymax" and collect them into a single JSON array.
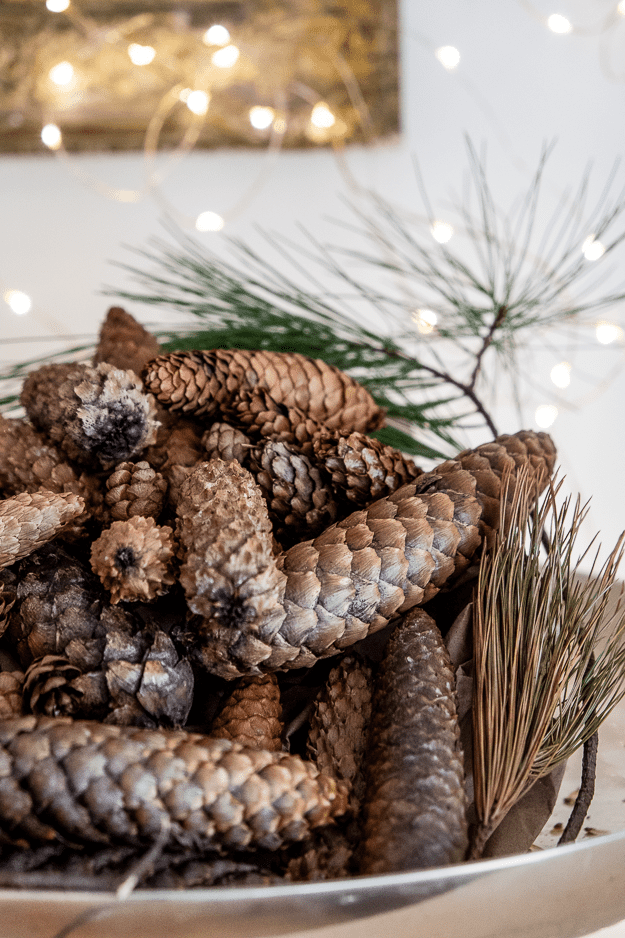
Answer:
[{"xmin": 471, "ymin": 469, "xmax": 625, "ymax": 857}]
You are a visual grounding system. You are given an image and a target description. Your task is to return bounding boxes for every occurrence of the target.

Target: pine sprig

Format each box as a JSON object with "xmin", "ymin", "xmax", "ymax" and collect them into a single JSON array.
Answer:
[{"xmin": 471, "ymin": 470, "xmax": 625, "ymax": 857}]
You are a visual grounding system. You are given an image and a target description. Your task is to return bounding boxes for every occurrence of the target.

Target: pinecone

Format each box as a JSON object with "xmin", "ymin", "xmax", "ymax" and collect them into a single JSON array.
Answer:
[
  {"xmin": 0, "ymin": 490, "xmax": 85, "ymax": 569},
  {"xmin": 105, "ymin": 461, "xmax": 167, "ymax": 522},
  {"xmin": 0, "ymin": 581, "xmax": 16, "ymax": 638},
  {"xmin": 210, "ymin": 673, "xmax": 283, "ymax": 751},
  {"xmin": 142, "ymin": 349, "xmax": 385, "ymax": 434},
  {"xmin": 22, "ymin": 655, "xmax": 82, "ymax": 717},
  {"xmin": 307, "ymin": 654, "xmax": 373, "ymax": 812},
  {"xmin": 90, "ymin": 517, "xmax": 176, "ymax": 604},
  {"xmin": 358, "ymin": 607, "xmax": 468, "ymax": 874},
  {"xmin": 93, "ymin": 306, "xmax": 160, "ymax": 377},
  {"xmin": 286, "ymin": 824, "xmax": 355, "ymax": 882},
  {"xmin": 202, "ymin": 422, "xmax": 252, "ymax": 465},
  {"xmin": 20, "ymin": 361, "xmax": 160, "ymax": 469},
  {"xmin": 0, "ymin": 716, "xmax": 349, "ymax": 852},
  {"xmin": 223, "ymin": 388, "xmax": 326, "ymax": 455},
  {"xmin": 145, "ymin": 420, "xmax": 205, "ymax": 508},
  {"xmin": 0, "ymin": 671, "xmax": 23, "ymax": 718}
]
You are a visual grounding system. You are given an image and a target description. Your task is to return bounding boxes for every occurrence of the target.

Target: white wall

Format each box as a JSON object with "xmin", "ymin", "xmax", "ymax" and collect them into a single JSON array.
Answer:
[{"xmin": 1, "ymin": 0, "xmax": 625, "ymax": 568}]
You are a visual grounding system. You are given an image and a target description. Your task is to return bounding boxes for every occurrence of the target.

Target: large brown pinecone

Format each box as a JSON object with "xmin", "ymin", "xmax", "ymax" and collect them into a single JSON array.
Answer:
[
  {"xmin": 0, "ymin": 491, "xmax": 85, "ymax": 569},
  {"xmin": 0, "ymin": 716, "xmax": 349, "ymax": 852},
  {"xmin": 142, "ymin": 349, "xmax": 384, "ymax": 434},
  {"xmin": 20, "ymin": 361, "xmax": 160, "ymax": 469},
  {"xmin": 358, "ymin": 607, "xmax": 467, "ymax": 874},
  {"xmin": 93, "ymin": 306, "xmax": 160, "ymax": 377}
]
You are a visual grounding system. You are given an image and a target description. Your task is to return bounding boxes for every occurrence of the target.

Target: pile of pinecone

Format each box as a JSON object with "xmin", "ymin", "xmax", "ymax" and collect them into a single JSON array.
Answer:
[{"xmin": 0, "ymin": 307, "xmax": 556, "ymax": 890}]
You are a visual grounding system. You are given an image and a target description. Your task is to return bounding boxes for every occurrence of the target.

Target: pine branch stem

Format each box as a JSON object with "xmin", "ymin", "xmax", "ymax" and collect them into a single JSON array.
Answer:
[
  {"xmin": 557, "ymin": 731, "xmax": 598, "ymax": 846},
  {"xmin": 469, "ymin": 305, "xmax": 508, "ymax": 391}
]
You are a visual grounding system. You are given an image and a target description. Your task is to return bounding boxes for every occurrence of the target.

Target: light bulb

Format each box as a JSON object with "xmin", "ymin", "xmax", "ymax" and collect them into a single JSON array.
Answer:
[
  {"xmin": 618, "ymin": 1, "xmax": 625, "ymax": 15},
  {"xmin": 582, "ymin": 235, "xmax": 606, "ymax": 261},
  {"xmin": 203, "ymin": 24, "xmax": 230, "ymax": 46},
  {"xmin": 596, "ymin": 321, "xmax": 623, "ymax": 344},
  {"xmin": 249, "ymin": 106, "xmax": 275, "ymax": 130},
  {"xmin": 411, "ymin": 308, "xmax": 438, "ymax": 334},
  {"xmin": 435, "ymin": 46, "xmax": 460, "ymax": 69},
  {"xmin": 46, "ymin": 0, "xmax": 70, "ymax": 11},
  {"xmin": 547, "ymin": 13, "xmax": 572, "ymax": 33},
  {"xmin": 535, "ymin": 404, "xmax": 558, "ymax": 428},
  {"xmin": 431, "ymin": 220, "xmax": 454, "ymax": 244},
  {"xmin": 128, "ymin": 44, "xmax": 156, "ymax": 65},
  {"xmin": 211, "ymin": 45, "xmax": 239, "ymax": 68},
  {"xmin": 185, "ymin": 90, "xmax": 210, "ymax": 116},
  {"xmin": 41, "ymin": 123, "xmax": 62, "ymax": 149},
  {"xmin": 4, "ymin": 290, "xmax": 32, "ymax": 315},
  {"xmin": 196, "ymin": 211, "xmax": 224, "ymax": 232},
  {"xmin": 49, "ymin": 61, "xmax": 74, "ymax": 85},
  {"xmin": 550, "ymin": 361, "xmax": 571, "ymax": 388}
]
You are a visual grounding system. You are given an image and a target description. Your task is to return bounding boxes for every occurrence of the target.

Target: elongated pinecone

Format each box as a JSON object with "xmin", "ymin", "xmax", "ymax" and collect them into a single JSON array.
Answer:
[
  {"xmin": 307, "ymin": 654, "xmax": 373, "ymax": 812},
  {"xmin": 21, "ymin": 361, "xmax": 159, "ymax": 469},
  {"xmin": 143, "ymin": 349, "xmax": 384, "ymax": 434},
  {"xmin": 93, "ymin": 306, "xmax": 160, "ymax": 377},
  {"xmin": 359, "ymin": 607, "xmax": 468, "ymax": 874},
  {"xmin": 210, "ymin": 673, "xmax": 283, "ymax": 751},
  {"xmin": 0, "ymin": 716, "xmax": 348, "ymax": 851},
  {"xmin": 0, "ymin": 490, "xmax": 85, "ymax": 569},
  {"xmin": 90, "ymin": 516, "xmax": 176, "ymax": 604},
  {"xmin": 105, "ymin": 461, "xmax": 167, "ymax": 522}
]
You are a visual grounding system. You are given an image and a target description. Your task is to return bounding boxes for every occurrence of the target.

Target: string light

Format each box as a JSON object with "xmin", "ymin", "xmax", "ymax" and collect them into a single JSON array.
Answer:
[
  {"xmin": 310, "ymin": 102, "xmax": 336, "ymax": 129},
  {"xmin": 582, "ymin": 235, "xmax": 606, "ymax": 261},
  {"xmin": 431, "ymin": 220, "xmax": 454, "ymax": 243},
  {"xmin": 128, "ymin": 44, "xmax": 156, "ymax": 66},
  {"xmin": 435, "ymin": 46, "xmax": 460, "ymax": 69},
  {"xmin": 618, "ymin": 1, "xmax": 625, "ymax": 15},
  {"xmin": 550, "ymin": 361, "xmax": 571, "ymax": 388},
  {"xmin": 46, "ymin": 0, "xmax": 70, "ymax": 11},
  {"xmin": 195, "ymin": 211, "xmax": 225, "ymax": 232},
  {"xmin": 596, "ymin": 321, "xmax": 623, "ymax": 344},
  {"xmin": 184, "ymin": 90, "xmax": 210, "ymax": 116},
  {"xmin": 211, "ymin": 45, "xmax": 240, "ymax": 68},
  {"xmin": 203, "ymin": 25, "xmax": 230, "ymax": 46},
  {"xmin": 41, "ymin": 123, "xmax": 62, "ymax": 150},
  {"xmin": 535, "ymin": 404, "xmax": 558, "ymax": 428},
  {"xmin": 49, "ymin": 61, "xmax": 74, "ymax": 85},
  {"xmin": 4, "ymin": 290, "xmax": 32, "ymax": 315},
  {"xmin": 411, "ymin": 308, "xmax": 438, "ymax": 334},
  {"xmin": 249, "ymin": 106, "xmax": 275, "ymax": 130},
  {"xmin": 547, "ymin": 14, "xmax": 572, "ymax": 33}
]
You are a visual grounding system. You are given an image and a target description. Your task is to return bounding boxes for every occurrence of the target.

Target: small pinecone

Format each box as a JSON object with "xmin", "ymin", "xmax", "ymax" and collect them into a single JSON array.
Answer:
[
  {"xmin": 0, "ymin": 671, "xmax": 23, "ymax": 718},
  {"xmin": 202, "ymin": 422, "xmax": 252, "ymax": 464},
  {"xmin": 0, "ymin": 490, "xmax": 85, "ymax": 569},
  {"xmin": 93, "ymin": 306, "xmax": 160, "ymax": 377},
  {"xmin": 143, "ymin": 348, "xmax": 385, "ymax": 434},
  {"xmin": 315, "ymin": 431, "xmax": 423, "ymax": 507},
  {"xmin": 249, "ymin": 440, "xmax": 338, "ymax": 546},
  {"xmin": 0, "ymin": 581, "xmax": 17, "ymax": 638},
  {"xmin": 0, "ymin": 716, "xmax": 349, "ymax": 852},
  {"xmin": 105, "ymin": 461, "xmax": 167, "ymax": 521},
  {"xmin": 307, "ymin": 654, "xmax": 373, "ymax": 812},
  {"xmin": 224, "ymin": 388, "xmax": 326, "ymax": 456},
  {"xmin": 90, "ymin": 516, "xmax": 176, "ymax": 604},
  {"xmin": 210, "ymin": 673, "xmax": 283, "ymax": 751},
  {"xmin": 22, "ymin": 655, "xmax": 82, "ymax": 717},
  {"xmin": 20, "ymin": 361, "xmax": 160, "ymax": 469},
  {"xmin": 359, "ymin": 607, "xmax": 467, "ymax": 874},
  {"xmin": 145, "ymin": 420, "xmax": 205, "ymax": 507}
]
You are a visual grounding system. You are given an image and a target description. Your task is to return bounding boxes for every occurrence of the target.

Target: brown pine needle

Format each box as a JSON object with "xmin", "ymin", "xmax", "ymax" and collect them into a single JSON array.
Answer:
[{"xmin": 470, "ymin": 468, "xmax": 625, "ymax": 857}]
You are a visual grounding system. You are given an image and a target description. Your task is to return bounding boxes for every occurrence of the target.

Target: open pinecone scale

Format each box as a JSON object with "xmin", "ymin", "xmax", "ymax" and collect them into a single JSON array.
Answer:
[{"xmin": 0, "ymin": 306, "xmax": 557, "ymax": 890}]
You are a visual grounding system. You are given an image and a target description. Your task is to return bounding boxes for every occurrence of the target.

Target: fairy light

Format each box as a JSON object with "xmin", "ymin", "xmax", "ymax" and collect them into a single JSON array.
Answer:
[
  {"xmin": 203, "ymin": 24, "xmax": 230, "ymax": 46},
  {"xmin": 435, "ymin": 46, "xmax": 460, "ymax": 70},
  {"xmin": 49, "ymin": 61, "xmax": 74, "ymax": 85},
  {"xmin": 46, "ymin": 0, "xmax": 70, "ymax": 11},
  {"xmin": 547, "ymin": 14, "xmax": 572, "ymax": 33},
  {"xmin": 596, "ymin": 321, "xmax": 623, "ymax": 344},
  {"xmin": 211, "ymin": 45, "xmax": 239, "ymax": 68},
  {"xmin": 41, "ymin": 123, "xmax": 62, "ymax": 149},
  {"xmin": 550, "ymin": 361, "xmax": 571, "ymax": 388},
  {"xmin": 618, "ymin": 1, "xmax": 625, "ymax": 15},
  {"xmin": 535, "ymin": 404, "xmax": 558, "ymax": 428},
  {"xmin": 128, "ymin": 44, "xmax": 156, "ymax": 66},
  {"xmin": 4, "ymin": 290, "xmax": 32, "ymax": 315},
  {"xmin": 310, "ymin": 102, "xmax": 335, "ymax": 129},
  {"xmin": 582, "ymin": 235, "xmax": 606, "ymax": 261},
  {"xmin": 185, "ymin": 90, "xmax": 210, "ymax": 116},
  {"xmin": 249, "ymin": 105, "xmax": 275, "ymax": 130},
  {"xmin": 431, "ymin": 220, "xmax": 454, "ymax": 244},
  {"xmin": 195, "ymin": 211, "xmax": 225, "ymax": 232},
  {"xmin": 411, "ymin": 308, "xmax": 438, "ymax": 334}
]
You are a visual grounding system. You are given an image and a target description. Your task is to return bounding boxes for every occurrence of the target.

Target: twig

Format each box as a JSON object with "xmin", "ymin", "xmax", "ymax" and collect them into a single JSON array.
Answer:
[
  {"xmin": 469, "ymin": 305, "xmax": 508, "ymax": 390},
  {"xmin": 557, "ymin": 731, "xmax": 599, "ymax": 845}
]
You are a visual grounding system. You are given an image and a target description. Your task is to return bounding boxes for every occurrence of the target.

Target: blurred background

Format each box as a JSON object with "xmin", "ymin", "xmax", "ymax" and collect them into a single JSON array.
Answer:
[{"xmin": 1, "ymin": 0, "xmax": 624, "ymax": 569}]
